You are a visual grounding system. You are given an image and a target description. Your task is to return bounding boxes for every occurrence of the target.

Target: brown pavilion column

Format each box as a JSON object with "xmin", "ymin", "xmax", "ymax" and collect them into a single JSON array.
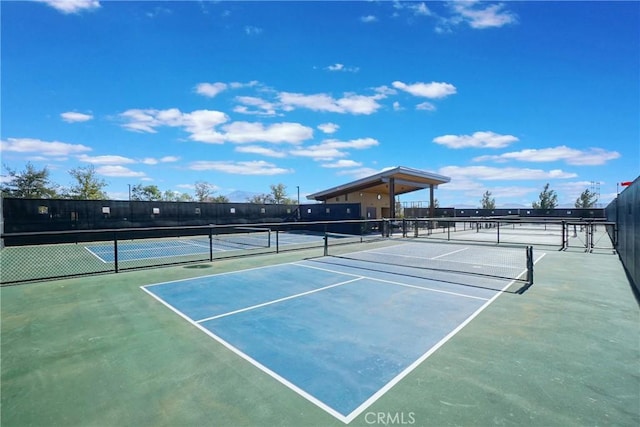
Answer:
[
  {"xmin": 429, "ymin": 184, "xmax": 435, "ymax": 218},
  {"xmin": 388, "ymin": 177, "xmax": 396, "ymax": 218}
]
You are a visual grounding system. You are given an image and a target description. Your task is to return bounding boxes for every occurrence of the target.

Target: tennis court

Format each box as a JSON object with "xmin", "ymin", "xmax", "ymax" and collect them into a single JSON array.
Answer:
[
  {"xmin": 141, "ymin": 241, "xmax": 540, "ymax": 423},
  {"xmin": 83, "ymin": 231, "xmax": 356, "ymax": 263},
  {"xmin": 2, "ymin": 234, "xmax": 638, "ymax": 426}
]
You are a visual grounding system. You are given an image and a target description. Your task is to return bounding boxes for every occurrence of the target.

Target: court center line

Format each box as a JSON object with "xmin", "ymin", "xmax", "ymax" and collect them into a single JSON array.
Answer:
[
  {"xmin": 179, "ymin": 239, "xmax": 211, "ymax": 248},
  {"xmin": 195, "ymin": 276, "xmax": 364, "ymax": 323},
  {"xmin": 295, "ymin": 262, "xmax": 490, "ymax": 301},
  {"xmin": 429, "ymin": 246, "xmax": 470, "ymax": 259}
]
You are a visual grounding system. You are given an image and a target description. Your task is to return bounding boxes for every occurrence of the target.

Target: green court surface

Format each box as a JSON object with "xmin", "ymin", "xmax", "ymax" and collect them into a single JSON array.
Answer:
[{"xmin": 1, "ymin": 240, "xmax": 638, "ymax": 426}]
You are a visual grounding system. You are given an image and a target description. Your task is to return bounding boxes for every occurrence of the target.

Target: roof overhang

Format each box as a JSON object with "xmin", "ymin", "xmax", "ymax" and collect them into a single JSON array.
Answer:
[{"xmin": 306, "ymin": 166, "xmax": 450, "ymax": 201}]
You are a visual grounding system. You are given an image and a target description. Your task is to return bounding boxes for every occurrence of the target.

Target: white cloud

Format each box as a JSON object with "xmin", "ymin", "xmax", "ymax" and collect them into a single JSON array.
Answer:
[
  {"xmin": 392, "ymin": 81, "xmax": 457, "ymax": 99},
  {"xmin": 321, "ymin": 138, "xmax": 379, "ymax": 150},
  {"xmin": 373, "ymin": 85, "xmax": 398, "ymax": 96},
  {"xmin": 393, "ymin": 101, "xmax": 403, "ymax": 111},
  {"xmin": 229, "ymin": 80, "xmax": 260, "ymax": 89},
  {"xmin": 473, "ymin": 146, "xmax": 621, "ymax": 166},
  {"xmin": 1, "ymin": 137, "xmax": 91, "ymax": 156},
  {"xmin": 235, "ymin": 145, "xmax": 286, "ymax": 158},
  {"xmin": 278, "ymin": 91, "xmax": 383, "ymax": 115},
  {"xmin": 433, "ymin": 131, "xmax": 519, "ymax": 149},
  {"xmin": 119, "ymin": 108, "xmax": 313, "ymax": 145},
  {"xmin": 36, "ymin": 0, "xmax": 100, "ymax": 14},
  {"xmin": 176, "ymin": 183, "xmax": 196, "ymax": 190},
  {"xmin": 141, "ymin": 156, "xmax": 180, "ymax": 165},
  {"xmin": 96, "ymin": 165, "xmax": 146, "ymax": 178},
  {"xmin": 317, "ymin": 123, "xmax": 340, "ymax": 134},
  {"xmin": 244, "ymin": 26, "xmax": 263, "ymax": 35},
  {"xmin": 450, "ymin": 1, "xmax": 518, "ymax": 29},
  {"xmin": 61, "ymin": 112, "xmax": 93, "ymax": 123},
  {"xmin": 290, "ymin": 146, "xmax": 347, "ymax": 161},
  {"xmin": 336, "ymin": 167, "xmax": 381, "ymax": 179},
  {"xmin": 184, "ymin": 110, "xmax": 229, "ymax": 143},
  {"xmin": 326, "ymin": 63, "xmax": 360, "ymax": 73},
  {"xmin": 233, "ymin": 96, "xmax": 277, "ymax": 116},
  {"xmin": 160, "ymin": 156, "xmax": 180, "ymax": 163},
  {"xmin": 438, "ymin": 165, "xmax": 577, "ymax": 181},
  {"xmin": 290, "ymin": 138, "xmax": 379, "ymax": 161},
  {"xmin": 77, "ymin": 154, "xmax": 135, "ymax": 165},
  {"xmin": 119, "ymin": 108, "xmax": 229, "ymax": 143},
  {"xmin": 195, "ymin": 82, "xmax": 228, "ymax": 98},
  {"xmin": 321, "ymin": 160, "xmax": 363, "ymax": 168},
  {"xmin": 416, "ymin": 101, "xmax": 436, "ymax": 111},
  {"xmin": 222, "ymin": 121, "xmax": 313, "ymax": 144},
  {"xmin": 409, "ymin": 2, "xmax": 431, "ymax": 16},
  {"xmin": 360, "ymin": 15, "xmax": 378, "ymax": 23},
  {"xmin": 189, "ymin": 160, "xmax": 291, "ymax": 175}
]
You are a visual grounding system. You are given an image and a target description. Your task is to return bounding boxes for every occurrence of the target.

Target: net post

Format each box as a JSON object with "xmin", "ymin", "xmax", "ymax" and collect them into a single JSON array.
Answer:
[
  {"xmin": 323, "ymin": 233, "xmax": 328, "ymax": 256},
  {"xmin": 526, "ymin": 245, "xmax": 534, "ymax": 286},
  {"xmin": 267, "ymin": 228, "xmax": 271, "ymax": 248},
  {"xmin": 447, "ymin": 219, "xmax": 451, "ymax": 241},
  {"xmin": 496, "ymin": 221, "xmax": 500, "ymax": 244},
  {"xmin": 402, "ymin": 218, "xmax": 407, "ymax": 238},
  {"xmin": 584, "ymin": 222, "xmax": 589, "ymax": 252},
  {"xmin": 113, "ymin": 232, "xmax": 119, "ymax": 273},
  {"xmin": 275, "ymin": 230, "xmax": 279, "ymax": 254}
]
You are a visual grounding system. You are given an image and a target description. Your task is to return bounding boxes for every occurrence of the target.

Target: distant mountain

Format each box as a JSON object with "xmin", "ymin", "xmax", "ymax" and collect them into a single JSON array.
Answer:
[{"xmin": 224, "ymin": 190, "xmax": 260, "ymax": 203}]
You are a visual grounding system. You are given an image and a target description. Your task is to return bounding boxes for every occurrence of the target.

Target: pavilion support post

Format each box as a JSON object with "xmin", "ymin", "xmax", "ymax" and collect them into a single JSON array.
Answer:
[
  {"xmin": 429, "ymin": 184, "xmax": 435, "ymax": 218},
  {"xmin": 388, "ymin": 177, "xmax": 396, "ymax": 219}
]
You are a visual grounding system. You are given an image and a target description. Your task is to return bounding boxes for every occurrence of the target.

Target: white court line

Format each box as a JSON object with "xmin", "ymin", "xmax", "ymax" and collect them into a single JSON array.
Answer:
[
  {"xmin": 295, "ymin": 262, "xmax": 489, "ymax": 301},
  {"xmin": 344, "ymin": 250, "xmax": 548, "ymax": 423},
  {"xmin": 140, "ymin": 283, "xmax": 350, "ymax": 423},
  {"xmin": 179, "ymin": 239, "xmax": 211, "ymax": 249},
  {"xmin": 196, "ymin": 276, "xmax": 364, "ymax": 323},
  {"xmin": 83, "ymin": 246, "xmax": 108, "ymax": 263},
  {"xmin": 142, "ymin": 261, "xmax": 308, "ymax": 288},
  {"xmin": 430, "ymin": 246, "xmax": 469, "ymax": 259},
  {"xmin": 142, "ymin": 253, "xmax": 547, "ymax": 424}
]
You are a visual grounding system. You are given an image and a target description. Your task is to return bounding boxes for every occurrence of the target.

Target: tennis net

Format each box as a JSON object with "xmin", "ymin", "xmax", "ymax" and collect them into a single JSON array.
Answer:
[
  {"xmin": 213, "ymin": 226, "xmax": 271, "ymax": 248},
  {"xmin": 323, "ymin": 233, "xmax": 534, "ymax": 286}
]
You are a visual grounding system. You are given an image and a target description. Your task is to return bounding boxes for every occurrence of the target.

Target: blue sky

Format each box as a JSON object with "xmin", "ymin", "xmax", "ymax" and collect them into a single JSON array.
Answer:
[{"xmin": 2, "ymin": 0, "xmax": 638, "ymax": 207}]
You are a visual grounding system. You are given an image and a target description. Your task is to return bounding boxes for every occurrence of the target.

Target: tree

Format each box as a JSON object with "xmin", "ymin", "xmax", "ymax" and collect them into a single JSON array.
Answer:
[
  {"xmin": 161, "ymin": 190, "xmax": 193, "ymax": 202},
  {"xmin": 575, "ymin": 188, "xmax": 598, "ymax": 208},
  {"xmin": 66, "ymin": 165, "xmax": 108, "ymax": 200},
  {"xmin": 247, "ymin": 193, "xmax": 272, "ymax": 204},
  {"xmin": 532, "ymin": 183, "xmax": 558, "ymax": 209},
  {"xmin": 1, "ymin": 162, "xmax": 58, "ymax": 198},
  {"xmin": 480, "ymin": 190, "xmax": 496, "ymax": 209},
  {"xmin": 209, "ymin": 195, "xmax": 229, "ymax": 203},
  {"xmin": 193, "ymin": 181, "xmax": 227, "ymax": 202},
  {"xmin": 194, "ymin": 181, "xmax": 215, "ymax": 202},
  {"xmin": 131, "ymin": 184, "xmax": 162, "ymax": 201},
  {"xmin": 247, "ymin": 183, "xmax": 296, "ymax": 204}
]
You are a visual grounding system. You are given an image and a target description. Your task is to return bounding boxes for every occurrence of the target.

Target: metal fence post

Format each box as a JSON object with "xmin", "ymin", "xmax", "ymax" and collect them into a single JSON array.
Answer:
[
  {"xmin": 113, "ymin": 232, "xmax": 119, "ymax": 273},
  {"xmin": 209, "ymin": 227, "xmax": 213, "ymax": 262}
]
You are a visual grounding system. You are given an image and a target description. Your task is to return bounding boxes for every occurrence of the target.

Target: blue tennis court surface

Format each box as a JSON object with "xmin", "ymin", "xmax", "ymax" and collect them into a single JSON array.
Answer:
[
  {"xmin": 85, "ymin": 232, "xmax": 328, "ymax": 263},
  {"xmin": 87, "ymin": 239, "xmax": 212, "ymax": 262},
  {"xmin": 142, "ymin": 243, "xmax": 532, "ymax": 423}
]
